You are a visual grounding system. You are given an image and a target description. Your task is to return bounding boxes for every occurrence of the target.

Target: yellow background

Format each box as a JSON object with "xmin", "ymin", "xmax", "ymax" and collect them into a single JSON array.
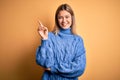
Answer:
[{"xmin": 0, "ymin": 0, "xmax": 120, "ymax": 80}]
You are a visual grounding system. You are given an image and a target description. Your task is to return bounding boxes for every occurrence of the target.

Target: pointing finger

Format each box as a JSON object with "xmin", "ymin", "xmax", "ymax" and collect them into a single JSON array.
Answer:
[{"xmin": 38, "ymin": 20, "xmax": 43, "ymax": 27}]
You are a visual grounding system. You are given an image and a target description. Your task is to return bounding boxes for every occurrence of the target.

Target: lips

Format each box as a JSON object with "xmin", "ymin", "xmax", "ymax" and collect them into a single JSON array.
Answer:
[{"xmin": 62, "ymin": 22, "xmax": 68, "ymax": 27}]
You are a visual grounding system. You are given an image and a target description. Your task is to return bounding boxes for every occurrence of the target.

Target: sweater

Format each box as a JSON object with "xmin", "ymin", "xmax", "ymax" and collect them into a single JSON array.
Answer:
[{"xmin": 36, "ymin": 28, "xmax": 86, "ymax": 80}]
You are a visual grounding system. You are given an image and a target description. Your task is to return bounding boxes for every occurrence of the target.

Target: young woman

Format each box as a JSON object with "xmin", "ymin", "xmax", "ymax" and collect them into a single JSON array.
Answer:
[{"xmin": 36, "ymin": 4, "xmax": 86, "ymax": 80}]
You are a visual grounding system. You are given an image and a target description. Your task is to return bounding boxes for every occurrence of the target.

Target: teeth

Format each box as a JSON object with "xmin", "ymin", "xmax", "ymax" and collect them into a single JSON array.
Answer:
[
  {"xmin": 63, "ymin": 24, "xmax": 67, "ymax": 26},
  {"xmin": 62, "ymin": 23, "xmax": 67, "ymax": 26}
]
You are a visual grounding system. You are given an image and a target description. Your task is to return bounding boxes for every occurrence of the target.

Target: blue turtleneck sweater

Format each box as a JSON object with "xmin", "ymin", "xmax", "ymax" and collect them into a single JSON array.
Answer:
[{"xmin": 36, "ymin": 28, "xmax": 86, "ymax": 80}]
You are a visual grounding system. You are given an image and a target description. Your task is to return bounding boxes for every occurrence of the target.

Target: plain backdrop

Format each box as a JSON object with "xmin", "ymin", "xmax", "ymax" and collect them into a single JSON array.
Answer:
[{"xmin": 0, "ymin": 0, "xmax": 120, "ymax": 80}]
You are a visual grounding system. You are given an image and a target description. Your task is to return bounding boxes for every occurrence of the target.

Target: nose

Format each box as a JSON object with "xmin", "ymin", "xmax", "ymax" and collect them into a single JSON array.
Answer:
[{"xmin": 63, "ymin": 17, "xmax": 66, "ymax": 22}]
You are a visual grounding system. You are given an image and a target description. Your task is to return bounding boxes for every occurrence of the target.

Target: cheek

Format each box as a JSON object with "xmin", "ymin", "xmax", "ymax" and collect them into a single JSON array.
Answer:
[
  {"xmin": 58, "ymin": 19, "xmax": 62, "ymax": 24},
  {"xmin": 68, "ymin": 18, "xmax": 72, "ymax": 24}
]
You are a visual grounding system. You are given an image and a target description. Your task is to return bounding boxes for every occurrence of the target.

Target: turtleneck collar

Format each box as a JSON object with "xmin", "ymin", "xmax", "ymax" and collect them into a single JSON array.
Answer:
[{"xmin": 59, "ymin": 28, "xmax": 72, "ymax": 34}]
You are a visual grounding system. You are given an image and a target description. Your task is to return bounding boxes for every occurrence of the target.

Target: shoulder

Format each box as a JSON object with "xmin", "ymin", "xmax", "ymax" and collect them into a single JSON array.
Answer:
[
  {"xmin": 48, "ymin": 32, "xmax": 54, "ymax": 36},
  {"xmin": 48, "ymin": 32, "xmax": 56, "ymax": 40},
  {"xmin": 74, "ymin": 34, "xmax": 86, "ymax": 51},
  {"xmin": 73, "ymin": 34, "xmax": 84, "ymax": 42}
]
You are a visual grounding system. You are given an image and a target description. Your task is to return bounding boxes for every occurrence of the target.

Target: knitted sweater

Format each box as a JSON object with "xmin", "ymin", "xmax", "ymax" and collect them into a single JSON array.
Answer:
[{"xmin": 36, "ymin": 28, "xmax": 86, "ymax": 80}]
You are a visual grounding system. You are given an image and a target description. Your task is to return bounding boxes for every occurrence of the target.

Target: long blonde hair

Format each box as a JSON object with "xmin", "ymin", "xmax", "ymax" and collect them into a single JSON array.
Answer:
[{"xmin": 53, "ymin": 4, "xmax": 76, "ymax": 35}]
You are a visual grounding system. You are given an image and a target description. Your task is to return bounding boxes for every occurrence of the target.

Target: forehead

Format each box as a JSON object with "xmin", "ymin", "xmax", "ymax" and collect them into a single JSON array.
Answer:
[{"xmin": 58, "ymin": 10, "xmax": 71, "ymax": 16}]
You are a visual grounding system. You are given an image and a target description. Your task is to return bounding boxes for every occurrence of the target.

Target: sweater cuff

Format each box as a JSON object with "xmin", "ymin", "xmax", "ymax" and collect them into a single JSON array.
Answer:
[{"xmin": 41, "ymin": 39, "xmax": 49, "ymax": 47}]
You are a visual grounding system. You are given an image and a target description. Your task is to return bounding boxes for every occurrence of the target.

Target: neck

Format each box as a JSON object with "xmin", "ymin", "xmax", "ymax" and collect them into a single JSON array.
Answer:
[{"xmin": 59, "ymin": 28, "xmax": 72, "ymax": 34}]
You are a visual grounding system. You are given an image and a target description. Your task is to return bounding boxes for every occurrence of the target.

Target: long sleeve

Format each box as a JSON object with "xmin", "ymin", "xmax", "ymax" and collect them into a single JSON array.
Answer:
[
  {"xmin": 50, "ymin": 38, "xmax": 86, "ymax": 78},
  {"xmin": 36, "ymin": 38, "xmax": 54, "ymax": 68}
]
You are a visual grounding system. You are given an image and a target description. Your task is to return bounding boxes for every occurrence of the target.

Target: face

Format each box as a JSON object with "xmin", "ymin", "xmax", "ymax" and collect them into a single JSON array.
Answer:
[{"xmin": 57, "ymin": 10, "xmax": 72, "ymax": 29}]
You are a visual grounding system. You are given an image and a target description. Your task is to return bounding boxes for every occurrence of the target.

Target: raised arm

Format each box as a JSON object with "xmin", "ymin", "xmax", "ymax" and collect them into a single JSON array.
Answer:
[{"xmin": 36, "ymin": 21, "xmax": 54, "ymax": 68}]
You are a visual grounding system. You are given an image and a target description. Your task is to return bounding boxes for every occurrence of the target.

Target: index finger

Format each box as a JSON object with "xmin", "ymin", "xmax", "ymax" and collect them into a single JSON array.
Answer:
[{"xmin": 38, "ymin": 20, "xmax": 43, "ymax": 27}]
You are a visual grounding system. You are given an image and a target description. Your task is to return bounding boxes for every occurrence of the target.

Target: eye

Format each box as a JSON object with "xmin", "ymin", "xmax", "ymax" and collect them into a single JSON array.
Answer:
[
  {"xmin": 65, "ymin": 15, "xmax": 70, "ymax": 19},
  {"xmin": 58, "ymin": 16, "xmax": 63, "ymax": 19}
]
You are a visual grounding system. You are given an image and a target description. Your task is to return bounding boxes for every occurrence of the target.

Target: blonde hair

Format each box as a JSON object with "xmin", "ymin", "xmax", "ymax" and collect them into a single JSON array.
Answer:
[{"xmin": 53, "ymin": 4, "xmax": 76, "ymax": 35}]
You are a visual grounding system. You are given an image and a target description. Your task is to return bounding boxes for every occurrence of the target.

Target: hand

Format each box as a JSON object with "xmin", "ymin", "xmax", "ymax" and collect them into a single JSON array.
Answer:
[
  {"xmin": 42, "ymin": 67, "xmax": 50, "ymax": 71},
  {"xmin": 38, "ymin": 20, "xmax": 48, "ymax": 40},
  {"xmin": 44, "ymin": 68, "xmax": 51, "ymax": 71}
]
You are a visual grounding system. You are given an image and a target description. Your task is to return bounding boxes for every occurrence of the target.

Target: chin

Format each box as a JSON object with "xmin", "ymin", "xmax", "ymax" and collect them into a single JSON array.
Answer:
[
  {"xmin": 61, "ymin": 27, "xmax": 69, "ymax": 29},
  {"xmin": 61, "ymin": 26, "xmax": 70, "ymax": 29}
]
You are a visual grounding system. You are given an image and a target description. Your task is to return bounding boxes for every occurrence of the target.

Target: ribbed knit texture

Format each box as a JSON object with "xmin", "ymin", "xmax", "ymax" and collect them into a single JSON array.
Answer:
[{"xmin": 36, "ymin": 28, "xmax": 86, "ymax": 80}]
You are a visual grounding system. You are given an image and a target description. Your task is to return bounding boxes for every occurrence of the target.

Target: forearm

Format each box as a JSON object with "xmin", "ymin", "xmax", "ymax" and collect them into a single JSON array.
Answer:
[
  {"xmin": 36, "ymin": 40, "xmax": 54, "ymax": 68},
  {"xmin": 49, "ymin": 53, "xmax": 86, "ymax": 77}
]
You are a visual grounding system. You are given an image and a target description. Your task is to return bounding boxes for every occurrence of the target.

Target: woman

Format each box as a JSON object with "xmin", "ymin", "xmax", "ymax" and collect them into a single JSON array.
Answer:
[{"xmin": 36, "ymin": 4, "xmax": 86, "ymax": 80}]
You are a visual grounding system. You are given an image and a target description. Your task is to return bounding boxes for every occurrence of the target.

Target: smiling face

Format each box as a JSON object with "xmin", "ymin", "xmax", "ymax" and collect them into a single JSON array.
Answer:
[{"xmin": 57, "ymin": 10, "xmax": 72, "ymax": 29}]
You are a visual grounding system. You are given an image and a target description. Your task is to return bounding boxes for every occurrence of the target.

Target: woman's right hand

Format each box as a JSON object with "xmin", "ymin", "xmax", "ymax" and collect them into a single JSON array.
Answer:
[{"xmin": 38, "ymin": 21, "xmax": 48, "ymax": 40}]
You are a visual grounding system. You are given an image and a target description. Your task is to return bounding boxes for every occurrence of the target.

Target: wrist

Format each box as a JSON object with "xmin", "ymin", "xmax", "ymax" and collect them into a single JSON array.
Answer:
[{"xmin": 42, "ymin": 37, "xmax": 48, "ymax": 40}]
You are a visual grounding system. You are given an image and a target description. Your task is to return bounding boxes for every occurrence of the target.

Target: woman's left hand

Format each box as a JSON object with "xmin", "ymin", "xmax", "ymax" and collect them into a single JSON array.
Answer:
[
  {"xmin": 45, "ymin": 68, "xmax": 50, "ymax": 71},
  {"xmin": 43, "ymin": 67, "xmax": 50, "ymax": 71}
]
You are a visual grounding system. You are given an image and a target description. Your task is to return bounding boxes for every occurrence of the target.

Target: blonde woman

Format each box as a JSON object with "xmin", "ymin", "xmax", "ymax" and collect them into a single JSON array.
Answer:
[{"xmin": 36, "ymin": 4, "xmax": 86, "ymax": 80}]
